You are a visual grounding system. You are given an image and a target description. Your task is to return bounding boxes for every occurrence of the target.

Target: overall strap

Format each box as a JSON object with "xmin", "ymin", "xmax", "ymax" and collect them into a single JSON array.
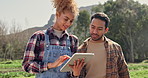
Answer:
[
  {"xmin": 66, "ymin": 35, "xmax": 71, "ymax": 47},
  {"xmin": 44, "ymin": 30, "xmax": 50, "ymax": 47},
  {"xmin": 44, "ymin": 29, "xmax": 72, "ymax": 49}
]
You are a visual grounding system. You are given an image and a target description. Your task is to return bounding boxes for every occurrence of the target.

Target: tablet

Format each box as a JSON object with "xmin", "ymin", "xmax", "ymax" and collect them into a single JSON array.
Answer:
[{"xmin": 60, "ymin": 53, "xmax": 94, "ymax": 72}]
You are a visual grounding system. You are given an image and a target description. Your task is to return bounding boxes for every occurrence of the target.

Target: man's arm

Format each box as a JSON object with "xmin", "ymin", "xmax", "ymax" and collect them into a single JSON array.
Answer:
[
  {"xmin": 72, "ymin": 42, "xmax": 88, "ymax": 78},
  {"xmin": 117, "ymin": 46, "xmax": 130, "ymax": 78},
  {"xmin": 69, "ymin": 41, "xmax": 87, "ymax": 78}
]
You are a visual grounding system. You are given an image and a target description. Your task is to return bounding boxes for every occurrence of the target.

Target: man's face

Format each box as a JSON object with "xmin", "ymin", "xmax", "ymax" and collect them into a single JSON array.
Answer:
[{"xmin": 89, "ymin": 18, "xmax": 108, "ymax": 41}]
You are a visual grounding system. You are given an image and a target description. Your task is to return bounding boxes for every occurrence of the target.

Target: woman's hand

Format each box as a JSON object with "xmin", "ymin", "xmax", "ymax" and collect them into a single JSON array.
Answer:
[
  {"xmin": 47, "ymin": 55, "xmax": 70, "ymax": 69},
  {"xmin": 68, "ymin": 58, "xmax": 86, "ymax": 76}
]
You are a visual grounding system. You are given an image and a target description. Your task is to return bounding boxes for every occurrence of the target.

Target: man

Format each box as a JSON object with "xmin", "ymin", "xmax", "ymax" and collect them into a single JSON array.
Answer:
[{"xmin": 77, "ymin": 12, "xmax": 130, "ymax": 78}]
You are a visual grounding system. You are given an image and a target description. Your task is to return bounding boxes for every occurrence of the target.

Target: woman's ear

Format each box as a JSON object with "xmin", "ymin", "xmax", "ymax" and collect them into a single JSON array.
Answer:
[{"xmin": 56, "ymin": 12, "xmax": 61, "ymax": 18}]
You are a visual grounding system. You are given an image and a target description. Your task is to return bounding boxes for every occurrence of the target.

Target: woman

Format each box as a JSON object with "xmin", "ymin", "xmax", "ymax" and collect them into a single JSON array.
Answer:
[{"xmin": 22, "ymin": 0, "xmax": 84, "ymax": 78}]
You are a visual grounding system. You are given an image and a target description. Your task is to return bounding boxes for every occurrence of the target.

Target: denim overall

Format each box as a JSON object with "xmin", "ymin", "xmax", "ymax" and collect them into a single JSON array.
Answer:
[{"xmin": 36, "ymin": 30, "xmax": 72, "ymax": 78}]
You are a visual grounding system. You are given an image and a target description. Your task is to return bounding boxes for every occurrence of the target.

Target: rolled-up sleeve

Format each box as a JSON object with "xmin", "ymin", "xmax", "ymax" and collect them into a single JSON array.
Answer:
[{"xmin": 22, "ymin": 32, "xmax": 48, "ymax": 74}]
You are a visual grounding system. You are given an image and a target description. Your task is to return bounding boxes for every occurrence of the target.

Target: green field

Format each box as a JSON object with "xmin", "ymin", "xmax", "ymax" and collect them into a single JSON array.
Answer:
[{"xmin": 0, "ymin": 60, "xmax": 148, "ymax": 78}]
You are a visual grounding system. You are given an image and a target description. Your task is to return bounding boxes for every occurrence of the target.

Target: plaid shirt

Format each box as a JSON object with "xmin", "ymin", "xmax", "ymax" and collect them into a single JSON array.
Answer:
[
  {"xmin": 22, "ymin": 27, "xmax": 78, "ymax": 74},
  {"xmin": 77, "ymin": 37, "xmax": 130, "ymax": 78}
]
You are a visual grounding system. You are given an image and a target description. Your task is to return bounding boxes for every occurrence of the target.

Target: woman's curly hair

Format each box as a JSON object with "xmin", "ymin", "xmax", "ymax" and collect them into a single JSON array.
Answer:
[{"xmin": 52, "ymin": 0, "xmax": 79, "ymax": 16}]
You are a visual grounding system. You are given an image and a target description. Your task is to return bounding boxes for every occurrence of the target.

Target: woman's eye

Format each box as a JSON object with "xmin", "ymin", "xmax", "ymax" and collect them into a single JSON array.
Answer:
[
  {"xmin": 65, "ymin": 19, "xmax": 68, "ymax": 21},
  {"xmin": 70, "ymin": 20, "xmax": 73, "ymax": 23}
]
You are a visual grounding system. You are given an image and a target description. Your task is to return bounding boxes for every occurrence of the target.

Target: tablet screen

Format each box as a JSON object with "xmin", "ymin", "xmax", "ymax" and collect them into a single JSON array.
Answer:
[{"xmin": 60, "ymin": 53, "xmax": 94, "ymax": 72}]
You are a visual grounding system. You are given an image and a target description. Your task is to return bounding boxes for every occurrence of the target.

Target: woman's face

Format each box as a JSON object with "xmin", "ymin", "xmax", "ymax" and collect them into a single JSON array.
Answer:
[{"xmin": 55, "ymin": 10, "xmax": 75, "ymax": 31}]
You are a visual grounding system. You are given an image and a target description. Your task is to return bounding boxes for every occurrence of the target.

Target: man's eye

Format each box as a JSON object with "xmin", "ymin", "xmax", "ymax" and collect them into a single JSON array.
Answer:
[
  {"xmin": 91, "ymin": 26, "xmax": 95, "ymax": 29},
  {"xmin": 98, "ymin": 29, "xmax": 103, "ymax": 30}
]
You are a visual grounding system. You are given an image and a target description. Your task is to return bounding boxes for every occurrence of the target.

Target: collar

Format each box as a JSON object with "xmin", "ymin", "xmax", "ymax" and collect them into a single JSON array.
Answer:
[
  {"xmin": 83, "ymin": 36, "xmax": 109, "ymax": 46},
  {"xmin": 47, "ymin": 26, "xmax": 69, "ymax": 36}
]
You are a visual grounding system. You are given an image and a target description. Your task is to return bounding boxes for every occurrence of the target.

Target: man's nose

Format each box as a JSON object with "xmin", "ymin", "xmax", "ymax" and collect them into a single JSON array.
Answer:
[{"xmin": 93, "ymin": 29, "xmax": 98, "ymax": 34}]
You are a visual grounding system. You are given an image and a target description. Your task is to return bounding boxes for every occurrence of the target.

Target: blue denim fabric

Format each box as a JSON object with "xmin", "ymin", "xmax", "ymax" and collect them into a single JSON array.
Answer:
[{"xmin": 36, "ymin": 30, "xmax": 72, "ymax": 78}]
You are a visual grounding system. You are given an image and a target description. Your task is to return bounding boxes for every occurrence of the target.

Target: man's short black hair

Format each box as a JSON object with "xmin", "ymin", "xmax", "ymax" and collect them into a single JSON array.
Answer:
[{"xmin": 91, "ymin": 12, "xmax": 110, "ymax": 29}]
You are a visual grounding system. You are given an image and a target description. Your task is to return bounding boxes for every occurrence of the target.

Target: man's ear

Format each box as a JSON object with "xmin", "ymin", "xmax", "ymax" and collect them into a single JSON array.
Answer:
[{"xmin": 105, "ymin": 27, "xmax": 109, "ymax": 33}]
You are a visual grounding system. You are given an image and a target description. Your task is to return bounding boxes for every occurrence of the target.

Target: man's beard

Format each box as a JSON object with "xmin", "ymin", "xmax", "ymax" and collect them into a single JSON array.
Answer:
[{"xmin": 91, "ymin": 34, "xmax": 103, "ymax": 41}]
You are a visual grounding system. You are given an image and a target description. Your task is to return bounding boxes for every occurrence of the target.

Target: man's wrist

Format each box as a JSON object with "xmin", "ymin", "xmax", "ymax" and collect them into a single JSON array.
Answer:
[{"xmin": 73, "ymin": 72, "xmax": 80, "ymax": 77}]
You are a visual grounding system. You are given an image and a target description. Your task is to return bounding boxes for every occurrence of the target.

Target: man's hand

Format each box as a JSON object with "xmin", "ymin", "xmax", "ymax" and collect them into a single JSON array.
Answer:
[
  {"xmin": 47, "ymin": 55, "xmax": 70, "ymax": 69},
  {"xmin": 69, "ymin": 58, "xmax": 86, "ymax": 76}
]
